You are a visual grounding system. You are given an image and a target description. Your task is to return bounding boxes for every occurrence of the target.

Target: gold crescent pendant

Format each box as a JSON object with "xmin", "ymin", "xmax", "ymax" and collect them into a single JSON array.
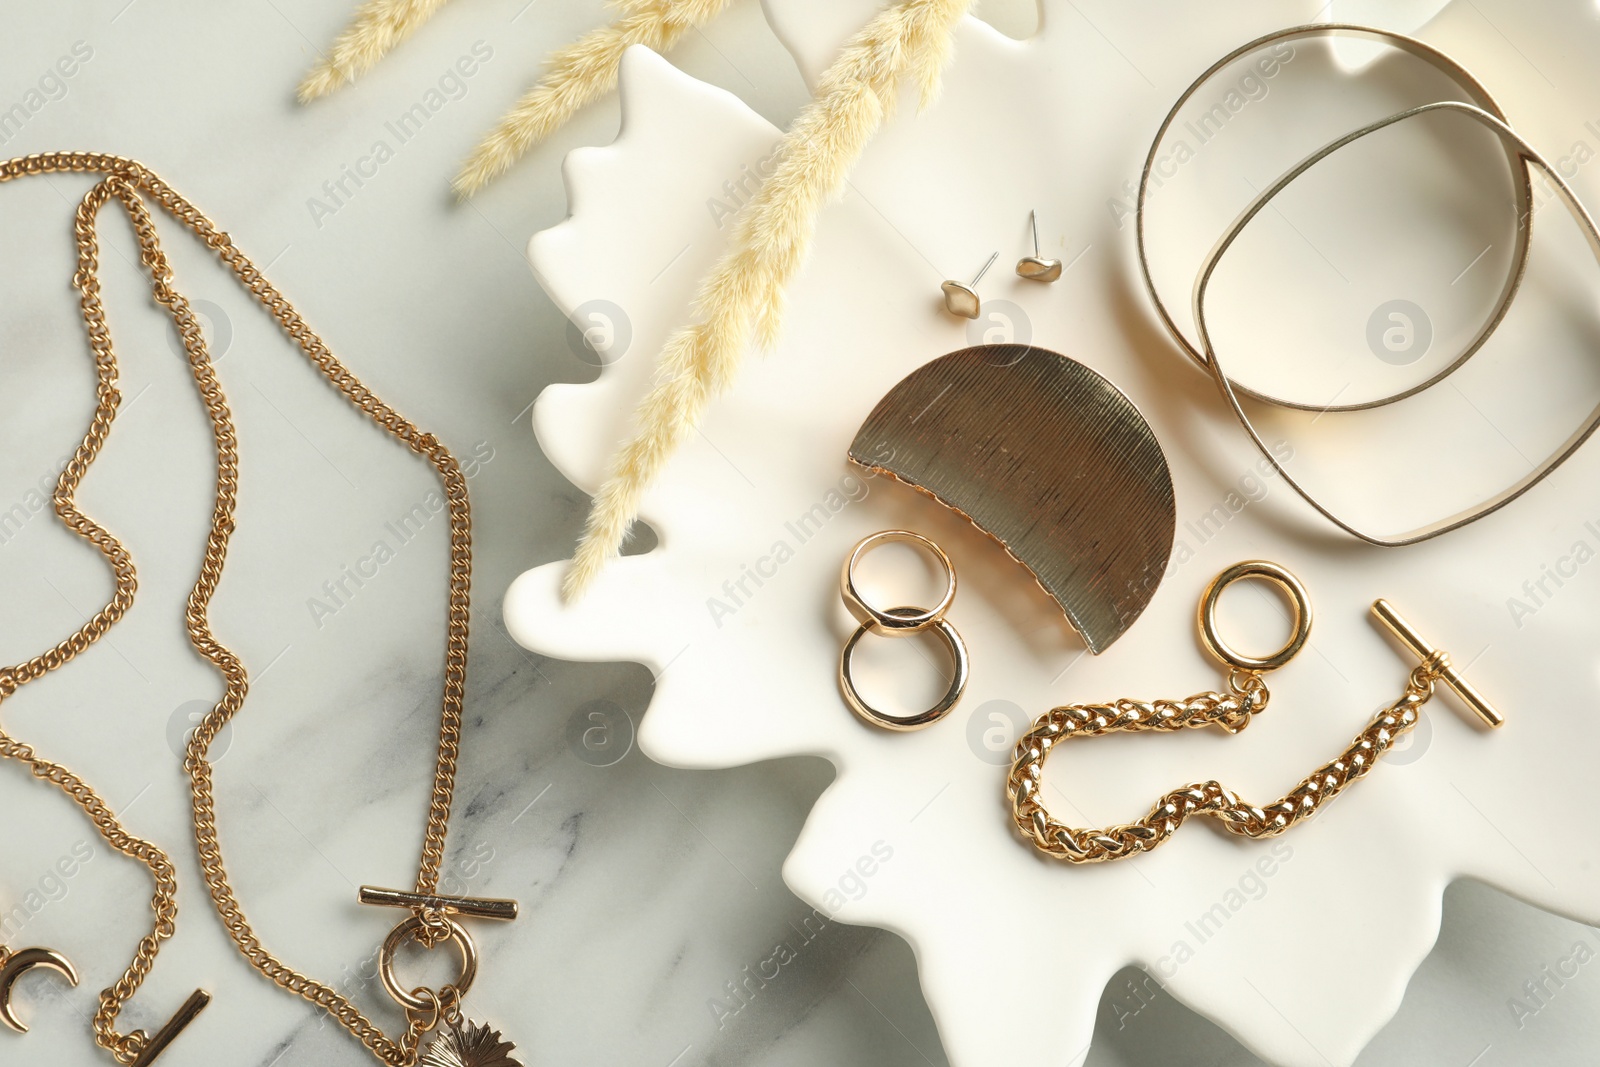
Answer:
[
  {"xmin": 849, "ymin": 344, "xmax": 1176, "ymax": 654},
  {"xmin": 0, "ymin": 946, "xmax": 80, "ymax": 1034}
]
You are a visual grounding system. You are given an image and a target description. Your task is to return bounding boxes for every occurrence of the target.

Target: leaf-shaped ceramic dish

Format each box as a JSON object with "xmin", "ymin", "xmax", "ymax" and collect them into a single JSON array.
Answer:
[{"xmin": 507, "ymin": 2, "xmax": 1600, "ymax": 1063}]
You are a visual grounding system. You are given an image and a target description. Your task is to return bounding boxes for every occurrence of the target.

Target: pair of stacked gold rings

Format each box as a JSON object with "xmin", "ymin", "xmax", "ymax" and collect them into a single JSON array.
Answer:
[
  {"xmin": 836, "ymin": 541, "xmax": 1314, "ymax": 735},
  {"xmin": 837, "ymin": 531, "xmax": 970, "ymax": 731}
]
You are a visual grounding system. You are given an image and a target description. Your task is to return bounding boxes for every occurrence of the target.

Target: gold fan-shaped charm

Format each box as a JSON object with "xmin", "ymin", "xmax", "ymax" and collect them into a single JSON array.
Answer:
[{"xmin": 421, "ymin": 1020, "xmax": 523, "ymax": 1067}]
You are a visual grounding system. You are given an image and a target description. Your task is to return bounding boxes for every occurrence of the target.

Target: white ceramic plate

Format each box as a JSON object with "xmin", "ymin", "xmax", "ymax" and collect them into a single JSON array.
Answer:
[{"xmin": 506, "ymin": 2, "xmax": 1600, "ymax": 1063}]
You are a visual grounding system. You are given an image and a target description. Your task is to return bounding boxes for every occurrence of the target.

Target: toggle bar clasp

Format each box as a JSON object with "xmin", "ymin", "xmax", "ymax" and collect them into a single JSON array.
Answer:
[
  {"xmin": 358, "ymin": 886, "xmax": 519, "ymax": 922},
  {"xmin": 1371, "ymin": 599, "xmax": 1504, "ymax": 729},
  {"xmin": 129, "ymin": 990, "xmax": 212, "ymax": 1067}
]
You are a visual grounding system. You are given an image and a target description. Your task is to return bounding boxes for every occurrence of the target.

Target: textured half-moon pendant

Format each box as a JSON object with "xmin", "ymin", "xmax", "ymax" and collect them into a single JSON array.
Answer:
[
  {"xmin": 420, "ymin": 1020, "xmax": 523, "ymax": 1067},
  {"xmin": 849, "ymin": 343, "xmax": 1175, "ymax": 654}
]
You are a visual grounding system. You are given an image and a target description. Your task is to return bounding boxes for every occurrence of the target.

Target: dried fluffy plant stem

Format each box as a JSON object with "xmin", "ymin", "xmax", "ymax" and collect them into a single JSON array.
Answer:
[
  {"xmin": 298, "ymin": 0, "xmax": 458, "ymax": 104},
  {"xmin": 454, "ymin": 0, "xmax": 735, "ymax": 197},
  {"xmin": 564, "ymin": 0, "xmax": 974, "ymax": 599}
]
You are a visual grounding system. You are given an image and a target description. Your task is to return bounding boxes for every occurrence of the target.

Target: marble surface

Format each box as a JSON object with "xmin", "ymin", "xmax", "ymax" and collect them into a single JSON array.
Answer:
[{"xmin": 0, "ymin": 2, "xmax": 1598, "ymax": 1066}]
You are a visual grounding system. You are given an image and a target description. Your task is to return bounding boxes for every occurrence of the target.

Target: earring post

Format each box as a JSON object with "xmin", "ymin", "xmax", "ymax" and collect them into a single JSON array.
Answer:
[{"xmin": 970, "ymin": 251, "xmax": 998, "ymax": 286}]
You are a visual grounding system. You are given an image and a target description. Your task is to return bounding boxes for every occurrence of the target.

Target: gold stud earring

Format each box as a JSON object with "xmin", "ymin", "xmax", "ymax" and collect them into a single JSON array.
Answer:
[
  {"xmin": 941, "ymin": 251, "xmax": 998, "ymax": 319},
  {"xmin": 1016, "ymin": 209, "xmax": 1062, "ymax": 282}
]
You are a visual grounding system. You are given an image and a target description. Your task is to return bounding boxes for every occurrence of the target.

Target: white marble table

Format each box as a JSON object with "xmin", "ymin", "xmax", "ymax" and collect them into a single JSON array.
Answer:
[{"xmin": 0, "ymin": 2, "xmax": 1596, "ymax": 1065}]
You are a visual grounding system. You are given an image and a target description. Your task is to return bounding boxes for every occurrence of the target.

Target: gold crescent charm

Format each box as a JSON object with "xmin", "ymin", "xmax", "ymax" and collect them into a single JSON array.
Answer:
[{"xmin": 0, "ymin": 946, "xmax": 80, "ymax": 1034}]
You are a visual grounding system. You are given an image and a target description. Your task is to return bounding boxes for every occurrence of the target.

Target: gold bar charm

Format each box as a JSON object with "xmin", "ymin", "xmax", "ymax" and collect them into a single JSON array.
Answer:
[
  {"xmin": 359, "ymin": 886, "xmax": 519, "ymax": 922},
  {"xmin": 129, "ymin": 990, "xmax": 211, "ymax": 1066},
  {"xmin": 1371, "ymin": 599, "xmax": 1505, "ymax": 728}
]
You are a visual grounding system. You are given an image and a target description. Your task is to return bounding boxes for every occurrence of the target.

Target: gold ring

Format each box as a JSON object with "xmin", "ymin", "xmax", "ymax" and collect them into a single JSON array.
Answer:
[
  {"xmin": 838, "ymin": 607, "xmax": 969, "ymax": 731},
  {"xmin": 377, "ymin": 914, "xmax": 478, "ymax": 1014},
  {"xmin": 840, "ymin": 531, "xmax": 956, "ymax": 635},
  {"xmin": 1198, "ymin": 560, "xmax": 1312, "ymax": 673}
]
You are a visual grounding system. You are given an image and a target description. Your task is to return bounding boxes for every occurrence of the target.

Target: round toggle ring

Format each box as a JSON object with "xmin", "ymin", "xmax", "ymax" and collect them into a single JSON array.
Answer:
[
  {"xmin": 1198, "ymin": 560, "xmax": 1312, "ymax": 673},
  {"xmin": 839, "ymin": 607, "xmax": 970, "ymax": 732},
  {"xmin": 840, "ymin": 530, "xmax": 956, "ymax": 634},
  {"xmin": 377, "ymin": 914, "xmax": 479, "ymax": 1014}
]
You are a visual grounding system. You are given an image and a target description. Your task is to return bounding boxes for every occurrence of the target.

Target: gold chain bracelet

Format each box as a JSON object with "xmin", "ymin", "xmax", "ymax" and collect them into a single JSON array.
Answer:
[{"xmin": 1006, "ymin": 561, "xmax": 1504, "ymax": 864}]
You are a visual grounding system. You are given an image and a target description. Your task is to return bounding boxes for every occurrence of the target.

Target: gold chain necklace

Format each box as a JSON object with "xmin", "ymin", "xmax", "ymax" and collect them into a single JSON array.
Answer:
[
  {"xmin": 2, "ymin": 152, "xmax": 519, "ymax": 1067},
  {"xmin": 0, "ymin": 155, "xmax": 212, "ymax": 1066}
]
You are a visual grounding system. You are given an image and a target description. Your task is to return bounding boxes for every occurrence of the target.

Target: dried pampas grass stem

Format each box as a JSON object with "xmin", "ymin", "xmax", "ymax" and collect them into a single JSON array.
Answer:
[
  {"xmin": 564, "ymin": 0, "xmax": 973, "ymax": 599},
  {"xmin": 298, "ymin": 0, "xmax": 458, "ymax": 103},
  {"xmin": 455, "ymin": 0, "xmax": 735, "ymax": 197},
  {"xmin": 299, "ymin": 0, "xmax": 731, "ymax": 193}
]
